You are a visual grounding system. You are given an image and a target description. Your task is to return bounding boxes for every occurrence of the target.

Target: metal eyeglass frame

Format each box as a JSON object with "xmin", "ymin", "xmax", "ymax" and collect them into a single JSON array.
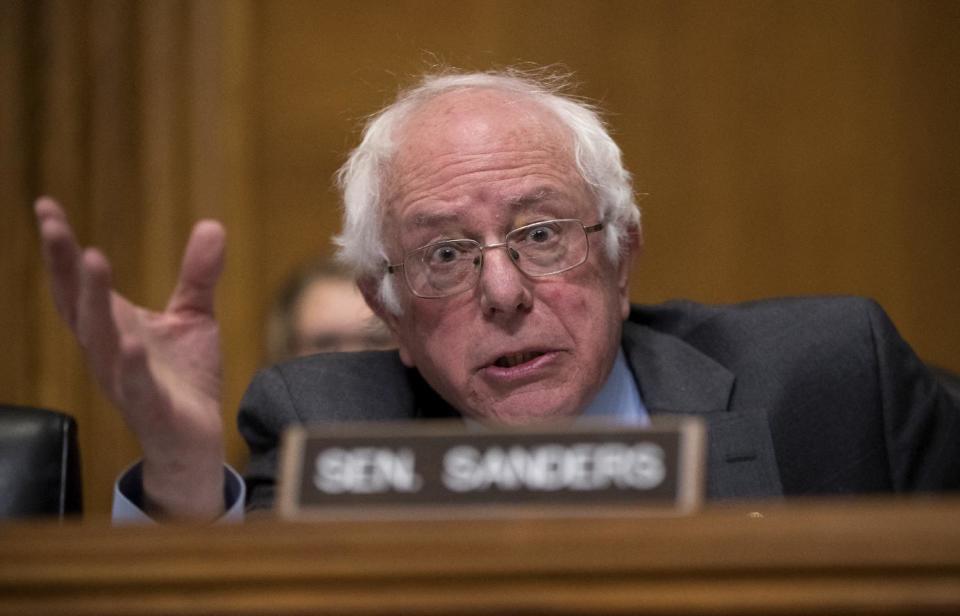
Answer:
[{"xmin": 385, "ymin": 218, "xmax": 604, "ymax": 299}]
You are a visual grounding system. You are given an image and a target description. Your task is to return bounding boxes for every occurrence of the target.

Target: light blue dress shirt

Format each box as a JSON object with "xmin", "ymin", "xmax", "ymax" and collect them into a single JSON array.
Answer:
[
  {"xmin": 113, "ymin": 346, "xmax": 648, "ymax": 523},
  {"xmin": 580, "ymin": 348, "xmax": 650, "ymax": 426}
]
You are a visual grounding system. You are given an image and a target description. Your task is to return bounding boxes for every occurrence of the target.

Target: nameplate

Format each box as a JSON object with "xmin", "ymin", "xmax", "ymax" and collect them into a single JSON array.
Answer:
[{"xmin": 277, "ymin": 419, "xmax": 705, "ymax": 520}]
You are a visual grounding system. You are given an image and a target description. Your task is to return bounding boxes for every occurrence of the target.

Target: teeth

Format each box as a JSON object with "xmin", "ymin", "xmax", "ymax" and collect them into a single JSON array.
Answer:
[{"xmin": 494, "ymin": 352, "xmax": 542, "ymax": 368}]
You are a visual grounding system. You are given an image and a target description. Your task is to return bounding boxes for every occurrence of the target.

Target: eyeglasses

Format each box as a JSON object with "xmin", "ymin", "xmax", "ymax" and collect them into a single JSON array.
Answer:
[{"xmin": 386, "ymin": 219, "xmax": 604, "ymax": 299}]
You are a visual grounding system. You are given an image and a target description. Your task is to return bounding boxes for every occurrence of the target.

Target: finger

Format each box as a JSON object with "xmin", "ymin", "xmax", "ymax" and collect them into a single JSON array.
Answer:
[
  {"xmin": 166, "ymin": 219, "xmax": 226, "ymax": 316},
  {"xmin": 34, "ymin": 197, "xmax": 83, "ymax": 328},
  {"xmin": 76, "ymin": 247, "xmax": 121, "ymax": 394}
]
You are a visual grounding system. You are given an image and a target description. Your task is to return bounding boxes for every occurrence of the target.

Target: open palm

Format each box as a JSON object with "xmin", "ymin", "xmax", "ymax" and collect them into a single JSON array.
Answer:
[{"xmin": 35, "ymin": 197, "xmax": 228, "ymax": 519}]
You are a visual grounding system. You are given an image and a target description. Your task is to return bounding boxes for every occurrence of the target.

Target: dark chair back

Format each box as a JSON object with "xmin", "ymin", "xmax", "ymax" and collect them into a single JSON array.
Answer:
[{"xmin": 0, "ymin": 405, "xmax": 82, "ymax": 518}]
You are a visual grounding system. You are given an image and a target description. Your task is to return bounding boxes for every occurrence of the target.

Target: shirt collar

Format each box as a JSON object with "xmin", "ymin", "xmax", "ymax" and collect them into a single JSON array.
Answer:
[{"xmin": 580, "ymin": 347, "xmax": 650, "ymax": 426}]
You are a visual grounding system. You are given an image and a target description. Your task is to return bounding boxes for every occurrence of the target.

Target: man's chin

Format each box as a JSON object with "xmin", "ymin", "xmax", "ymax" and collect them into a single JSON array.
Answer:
[{"xmin": 465, "ymin": 391, "xmax": 584, "ymax": 427}]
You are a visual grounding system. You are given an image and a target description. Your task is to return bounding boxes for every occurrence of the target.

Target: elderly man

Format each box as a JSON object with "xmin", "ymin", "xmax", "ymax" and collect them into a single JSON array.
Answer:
[{"xmin": 35, "ymin": 70, "xmax": 959, "ymax": 522}]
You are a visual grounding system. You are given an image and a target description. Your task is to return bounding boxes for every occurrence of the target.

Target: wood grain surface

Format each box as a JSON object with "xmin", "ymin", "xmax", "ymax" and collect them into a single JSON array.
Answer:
[{"xmin": 1, "ymin": 497, "xmax": 959, "ymax": 615}]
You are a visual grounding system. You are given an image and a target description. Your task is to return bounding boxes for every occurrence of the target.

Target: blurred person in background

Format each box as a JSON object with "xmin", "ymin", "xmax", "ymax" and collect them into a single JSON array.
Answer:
[{"xmin": 265, "ymin": 258, "xmax": 394, "ymax": 363}]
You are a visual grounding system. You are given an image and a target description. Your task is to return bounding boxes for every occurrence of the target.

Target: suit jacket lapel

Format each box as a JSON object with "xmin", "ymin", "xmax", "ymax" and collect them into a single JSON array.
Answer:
[
  {"xmin": 621, "ymin": 321, "xmax": 734, "ymax": 414},
  {"xmin": 621, "ymin": 321, "xmax": 784, "ymax": 499}
]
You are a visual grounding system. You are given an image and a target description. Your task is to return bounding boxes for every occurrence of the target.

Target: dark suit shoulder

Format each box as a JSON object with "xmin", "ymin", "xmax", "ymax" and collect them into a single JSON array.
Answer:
[
  {"xmin": 629, "ymin": 295, "xmax": 879, "ymax": 339},
  {"xmin": 630, "ymin": 296, "xmax": 959, "ymax": 494},
  {"xmin": 630, "ymin": 296, "xmax": 883, "ymax": 406},
  {"xmin": 264, "ymin": 350, "xmax": 419, "ymax": 423}
]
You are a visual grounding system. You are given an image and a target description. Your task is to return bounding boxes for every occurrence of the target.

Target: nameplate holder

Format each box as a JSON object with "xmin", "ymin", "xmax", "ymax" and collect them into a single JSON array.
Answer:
[{"xmin": 277, "ymin": 418, "xmax": 705, "ymax": 520}]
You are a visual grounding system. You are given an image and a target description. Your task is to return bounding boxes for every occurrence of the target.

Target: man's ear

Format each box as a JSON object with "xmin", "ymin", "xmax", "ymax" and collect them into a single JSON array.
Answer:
[
  {"xmin": 357, "ymin": 275, "xmax": 416, "ymax": 367},
  {"xmin": 616, "ymin": 225, "xmax": 643, "ymax": 320}
]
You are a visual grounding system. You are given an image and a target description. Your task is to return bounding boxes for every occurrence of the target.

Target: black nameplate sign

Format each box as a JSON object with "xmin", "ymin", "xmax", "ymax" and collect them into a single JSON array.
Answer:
[{"xmin": 277, "ymin": 419, "xmax": 705, "ymax": 520}]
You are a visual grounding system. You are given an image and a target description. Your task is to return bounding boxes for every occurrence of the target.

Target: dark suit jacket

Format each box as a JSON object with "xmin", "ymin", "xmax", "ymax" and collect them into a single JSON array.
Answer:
[{"xmin": 238, "ymin": 296, "xmax": 959, "ymax": 510}]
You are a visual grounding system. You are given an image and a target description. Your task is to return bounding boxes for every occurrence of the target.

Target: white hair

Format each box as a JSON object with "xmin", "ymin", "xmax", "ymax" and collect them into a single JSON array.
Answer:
[{"xmin": 334, "ymin": 69, "xmax": 641, "ymax": 314}]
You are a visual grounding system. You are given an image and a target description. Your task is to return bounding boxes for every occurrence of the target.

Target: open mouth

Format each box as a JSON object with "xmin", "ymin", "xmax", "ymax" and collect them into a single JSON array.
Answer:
[{"xmin": 493, "ymin": 351, "xmax": 546, "ymax": 369}]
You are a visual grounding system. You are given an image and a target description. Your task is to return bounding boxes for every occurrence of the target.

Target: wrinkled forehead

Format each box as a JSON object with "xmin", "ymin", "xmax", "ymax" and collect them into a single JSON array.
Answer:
[{"xmin": 381, "ymin": 88, "xmax": 583, "ymax": 224}]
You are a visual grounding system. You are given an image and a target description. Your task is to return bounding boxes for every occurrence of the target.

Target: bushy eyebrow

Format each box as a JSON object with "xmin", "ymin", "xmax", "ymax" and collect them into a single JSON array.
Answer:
[{"xmin": 504, "ymin": 187, "xmax": 559, "ymax": 210}]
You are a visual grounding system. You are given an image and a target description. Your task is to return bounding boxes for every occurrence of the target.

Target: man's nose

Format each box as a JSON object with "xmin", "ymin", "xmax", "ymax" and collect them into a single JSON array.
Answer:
[{"xmin": 478, "ymin": 245, "xmax": 533, "ymax": 316}]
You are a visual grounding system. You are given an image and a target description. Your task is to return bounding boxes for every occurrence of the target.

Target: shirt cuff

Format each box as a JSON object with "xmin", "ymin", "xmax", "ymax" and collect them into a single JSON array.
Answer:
[{"xmin": 112, "ymin": 461, "xmax": 246, "ymax": 524}]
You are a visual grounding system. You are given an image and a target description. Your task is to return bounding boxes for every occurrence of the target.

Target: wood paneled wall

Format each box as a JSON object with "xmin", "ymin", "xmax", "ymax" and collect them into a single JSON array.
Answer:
[
  {"xmin": 3, "ymin": 0, "xmax": 958, "ymax": 515},
  {"xmin": 2, "ymin": 0, "xmax": 257, "ymax": 515}
]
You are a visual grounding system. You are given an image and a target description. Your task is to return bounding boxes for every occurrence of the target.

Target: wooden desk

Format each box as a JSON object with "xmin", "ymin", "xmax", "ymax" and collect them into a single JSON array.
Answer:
[{"xmin": 2, "ymin": 498, "xmax": 959, "ymax": 615}]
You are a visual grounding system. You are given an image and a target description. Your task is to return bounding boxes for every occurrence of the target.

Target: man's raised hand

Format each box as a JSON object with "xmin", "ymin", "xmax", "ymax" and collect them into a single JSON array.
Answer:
[{"xmin": 35, "ymin": 197, "xmax": 228, "ymax": 521}]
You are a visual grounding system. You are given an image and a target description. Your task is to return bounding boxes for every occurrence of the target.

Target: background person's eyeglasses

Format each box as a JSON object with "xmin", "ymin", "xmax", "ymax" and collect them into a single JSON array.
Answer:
[{"xmin": 386, "ymin": 219, "xmax": 604, "ymax": 299}]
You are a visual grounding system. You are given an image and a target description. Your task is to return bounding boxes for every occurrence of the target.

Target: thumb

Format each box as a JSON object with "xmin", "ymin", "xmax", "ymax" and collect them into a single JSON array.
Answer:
[{"xmin": 166, "ymin": 220, "xmax": 226, "ymax": 315}]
